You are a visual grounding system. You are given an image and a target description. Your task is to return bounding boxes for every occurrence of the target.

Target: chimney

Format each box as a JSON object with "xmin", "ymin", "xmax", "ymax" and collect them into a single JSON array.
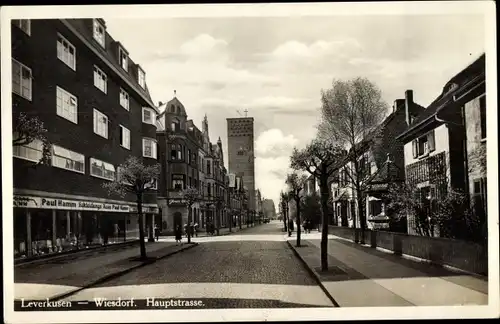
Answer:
[
  {"xmin": 393, "ymin": 99, "xmax": 405, "ymax": 113},
  {"xmin": 405, "ymin": 90, "xmax": 414, "ymax": 126}
]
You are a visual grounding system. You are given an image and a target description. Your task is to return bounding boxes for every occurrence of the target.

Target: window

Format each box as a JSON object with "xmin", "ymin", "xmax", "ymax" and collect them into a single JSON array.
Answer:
[
  {"xmin": 171, "ymin": 144, "xmax": 178, "ymax": 160},
  {"xmin": 413, "ymin": 130, "xmax": 435, "ymax": 158},
  {"xmin": 369, "ymin": 200, "xmax": 383, "ymax": 217},
  {"xmin": 208, "ymin": 184, "xmax": 212, "ymax": 197},
  {"xmin": 143, "ymin": 138, "xmax": 157, "ymax": 159},
  {"xmin": 207, "ymin": 160, "xmax": 211, "ymax": 175},
  {"xmin": 93, "ymin": 66, "xmax": 107, "ymax": 93},
  {"xmin": 172, "ymin": 174, "xmax": 184, "ymax": 190},
  {"xmin": 177, "ymin": 145, "xmax": 183, "ymax": 160},
  {"xmin": 13, "ymin": 137, "xmax": 43, "ymax": 162},
  {"xmin": 138, "ymin": 67, "xmax": 146, "ymax": 88},
  {"xmin": 52, "ymin": 145, "xmax": 85, "ymax": 174},
  {"xmin": 171, "ymin": 119, "xmax": 179, "ymax": 131},
  {"xmin": 142, "ymin": 107, "xmax": 156, "ymax": 125},
  {"xmin": 12, "ymin": 59, "xmax": 32, "ymax": 101},
  {"xmin": 119, "ymin": 47, "xmax": 128, "ymax": 71},
  {"xmin": 93, "ymin": 109, "xmax": 108, "ymax": 138},
  {"xmin": 90, "ymin": 157, "xmax": 115, "ymax": 181},
  {"xmin": 119, "ymin": 125, "xmax": 130, "ymax": 149},
  {"xmin": 56, "ymin": 86, "xmax": 78, "ymax": 124},
  {"xmin": 473, "ymin": 177, "xmax": 487, "ymax": 221},
  {"xmin": 188, "ymin": 149, "xmax": 191, "ymax": 164},
  {"xmin": 13, "ymin": 19, "xmax": 31, "ymax": 35},
  {"xmin": 57, "ymin": 34, "xmax": 76, "ymax": 70},
  {"xmin": 480, "ymin": 95, "xmax": 486, "ymax": 140},
  {"xmin": 120, "ymin": 88, "xmax": 129, "ymax": 110},
  {"xmin": 93, "ymin": 19, "xmax": 105, "ymax": 48}
]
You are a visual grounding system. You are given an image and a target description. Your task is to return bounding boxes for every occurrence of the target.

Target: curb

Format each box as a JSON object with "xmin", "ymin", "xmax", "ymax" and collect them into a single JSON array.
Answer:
[
  {"xmin": 286, "ymin": 240, "xmax": 340, "ymax": 308},
  {"xmin": 47, "ymin": 243, "xmax": 199, "ymax": 302},
  {"xmin": 15, "ymin": 240, "xmax": 141, "ymax": 267}
]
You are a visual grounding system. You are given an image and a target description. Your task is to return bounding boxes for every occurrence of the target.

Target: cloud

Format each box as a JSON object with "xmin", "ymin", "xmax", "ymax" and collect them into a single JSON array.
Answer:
[
  {"xmin": 271, "ymin": 39, "xmax": 363, "ymax": 60},
  {"xmin": 255, "ymin": 128, "xmax": 299, "ymax": 159},
  {"xmin": 255, "ymin": 155, "xmax": 292, "ymax": 208}
]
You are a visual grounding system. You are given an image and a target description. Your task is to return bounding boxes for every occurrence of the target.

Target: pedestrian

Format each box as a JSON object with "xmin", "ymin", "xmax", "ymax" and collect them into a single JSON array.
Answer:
[
  {"xmin": 175, "ymin": 225, "xmax": 183, "ymax": 245},
  {"xmin": 194, "ymin": 223, "xmax": 199, "ymax": 237},
  {"xmin": 154, "ymin": 224, "xmax": 160, "ymax": 241}
]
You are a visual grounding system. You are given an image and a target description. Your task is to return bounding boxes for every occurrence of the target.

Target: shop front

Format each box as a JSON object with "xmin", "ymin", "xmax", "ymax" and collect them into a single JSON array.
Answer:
[{"xmin": 13, "ymin": 194, "xmax": 159, "ymax": 259}]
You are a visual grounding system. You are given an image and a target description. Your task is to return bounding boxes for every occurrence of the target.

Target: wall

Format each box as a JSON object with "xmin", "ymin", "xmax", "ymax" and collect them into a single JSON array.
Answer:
[
  {"xmin": 329, "ymin": 226, "xmax": 487, "ymax": 275},
  {"xmin": 465, "ymin": 94, "xmax": 487, "ymax": 191}
]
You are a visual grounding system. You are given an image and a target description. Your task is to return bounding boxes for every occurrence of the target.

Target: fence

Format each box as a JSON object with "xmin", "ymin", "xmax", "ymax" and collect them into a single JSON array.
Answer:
[{"xmin": 328, "ymin": 225, "xmax": 488, "ymax": 275}]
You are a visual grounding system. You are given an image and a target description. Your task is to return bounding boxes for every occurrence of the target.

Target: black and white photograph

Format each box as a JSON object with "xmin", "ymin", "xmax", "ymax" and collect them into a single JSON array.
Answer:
[{"xmin": 1, "ymin": 2, "xmax": 498, "ymax": 323}]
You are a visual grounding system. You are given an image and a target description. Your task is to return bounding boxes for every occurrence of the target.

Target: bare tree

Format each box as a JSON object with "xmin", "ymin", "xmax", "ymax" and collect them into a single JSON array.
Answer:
[
  {"xmin": 318, "ymin": 77, "xmax": 388, "ymax": 244},
  {"xmin": 103, "ymin": 156, "xmax": 160, "ymax": 260},
  {"xmin": 280, "ymin": 191, "xmax": 290, "ymax": 231},
  {"xmin": 290, "ymin": 138, "xmax": 346, "ymax": 270},
  {"xmin": 13, "ymin": 112, "xmax": 51, "ymax": 165},
  {"xmin": 182, "ymin": 187, "xmax": 200, "ymax": 243},
  {"xmin": 286, "ymin": 172, "xmax": 308, "ymax": 247}
]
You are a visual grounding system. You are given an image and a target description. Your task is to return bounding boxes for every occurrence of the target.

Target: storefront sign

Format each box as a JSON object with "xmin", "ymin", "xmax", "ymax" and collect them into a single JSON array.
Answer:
[
  {"xmin": 168, "ymin": 198, "xmax": 187, "ymax": 206},
  {"xmin": 14, "ymin": 195, "xmax": 131, "ymax": 212}
]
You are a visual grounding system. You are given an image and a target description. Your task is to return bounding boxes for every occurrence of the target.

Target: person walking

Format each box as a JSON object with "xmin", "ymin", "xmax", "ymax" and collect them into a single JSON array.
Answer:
[
  {"xmin": 154, "ymin": 224, "xmax": 160, "ymax": 241},
  {"xmin": 175, "ymin": 225, "xmax": 183, "ymax": 245}
]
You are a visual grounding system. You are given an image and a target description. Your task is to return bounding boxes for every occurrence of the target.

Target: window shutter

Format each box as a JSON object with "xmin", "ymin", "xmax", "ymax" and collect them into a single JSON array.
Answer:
[
  {"xmin": 412, "ymin": 140, "xmax": 417, "ymax": 158},
  {"xmin": 428, "ymin": 131, "xmax": 436, "ymax": 152}
]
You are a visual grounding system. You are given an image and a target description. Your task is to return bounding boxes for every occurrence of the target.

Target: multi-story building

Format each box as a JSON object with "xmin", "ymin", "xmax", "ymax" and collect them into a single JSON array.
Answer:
[
  {"xmin": 156, "ymin": 96, "xmax": 229, "ymax": 233},
  {"xmin": 330, "ymin": 89, "xmax": 425, "ymax": 230},
  {"xmin": 227, "ymin": 117, "xmax": 256, "ymax": 213},
  {"xmin": 11, "ymin": 18, "xmax": 159, "ymax": 259},
  {"xmin": 396, "ymin": 53, "xmax": 486, "ymax": 236}
]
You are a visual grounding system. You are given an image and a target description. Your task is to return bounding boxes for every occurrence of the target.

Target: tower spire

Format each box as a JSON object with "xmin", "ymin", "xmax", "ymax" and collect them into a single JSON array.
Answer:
[{"xmin": 174, "ymin": 90, "xmax": 176, "ymax": 98}]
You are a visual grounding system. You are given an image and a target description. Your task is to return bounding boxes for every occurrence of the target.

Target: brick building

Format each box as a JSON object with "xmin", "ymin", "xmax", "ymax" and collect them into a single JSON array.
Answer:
[
  {"xmin": 11, "ymin": 19, "xmax": 159, "ymax": 259},
  {"xmin": 156, "ymin": 95, "xmax": 229, "ymax": 234},
  {"xmin": 227, "ymin": 117, "xmax": 256, "ymax": 213}
]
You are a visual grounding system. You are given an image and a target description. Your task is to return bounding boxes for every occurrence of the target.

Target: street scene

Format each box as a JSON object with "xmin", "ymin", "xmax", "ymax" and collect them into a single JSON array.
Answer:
[{"xmin": 3, "ymin": 2, "xmax": 496, "ymax": 323}]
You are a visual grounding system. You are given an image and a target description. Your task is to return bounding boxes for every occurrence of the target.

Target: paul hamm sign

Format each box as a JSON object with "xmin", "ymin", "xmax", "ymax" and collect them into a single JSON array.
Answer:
[{"xmin": 13, "ymin": 195, "xmax": 130, "ymax": 212}]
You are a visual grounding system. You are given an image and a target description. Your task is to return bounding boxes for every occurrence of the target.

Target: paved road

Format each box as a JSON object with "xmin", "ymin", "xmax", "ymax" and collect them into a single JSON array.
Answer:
[{"xmin": 62, "ymin": 221, "xmax": 334, "ymax": 308}]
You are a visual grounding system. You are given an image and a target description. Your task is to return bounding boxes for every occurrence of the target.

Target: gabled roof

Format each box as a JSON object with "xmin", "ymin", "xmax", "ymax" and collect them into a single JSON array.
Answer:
[
  {"xmin": 397, "ymin": 53, "xmax": 485, "ymax": 142},
  {"xmin": 159, "ymin": 97, "xmax": 187, "ymax": 117},
  {"xmin": 62, "ymin": 19, "xmax": 156, "ymax": 110}
]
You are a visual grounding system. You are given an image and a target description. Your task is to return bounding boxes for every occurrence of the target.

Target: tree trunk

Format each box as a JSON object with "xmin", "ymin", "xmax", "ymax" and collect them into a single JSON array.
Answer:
[
  {"xmin": 296, "ymin": 197, "xmax": 301, "ymax": 247},
  {"xmin": 216, "ymin": 204, "xmax": 220, "ymax": 236},
  {"xmin": 148, "ymin": 214, "xmax": 155, "ymax": 242},
  {"xmin": 187, "ymin": 205, "xmax": 192, "ymax": 243},
  {"xmin": 283, "ymin": 209, "xmax": 287, "ymax": 231},
  {"xmin": 319, "ymin": 175, "xmax": 329, "ymax": 271},
  {"xmin": 137, "ymin": 194, "xmax": 147, "ymax": 260},
  {"xmin": 239, "ymin": 207, "xmax": 242, "ymax": 229},
  {"xmin": 357, "ymin": 193, "xmax": 366, "ymax": 244}
]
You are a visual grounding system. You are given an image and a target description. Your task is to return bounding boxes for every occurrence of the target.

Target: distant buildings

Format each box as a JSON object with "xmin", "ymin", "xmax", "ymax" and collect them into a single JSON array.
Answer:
[
  {"xmin": 12, "ymin": 18, "xmax": 159, "ymax": 259},
  {"xmin": 262, "ymin": 199, "xmax": 277, "ymax": 220}
]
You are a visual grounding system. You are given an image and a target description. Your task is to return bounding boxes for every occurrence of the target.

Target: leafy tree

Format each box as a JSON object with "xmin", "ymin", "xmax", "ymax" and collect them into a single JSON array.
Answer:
[
  {"xmin": 469, "ymin": 144, "xmax": 487, "ymax": 176},
  {"xmin": 290, "ymin": 138, "xmax": 346, "ymax": 270},
  {"xmin": 13, "ymin": 112, "xmax": 51, "ymax": 165},
  {"xmin": 280, "ymin": 191, "xmax": 291, "ymax": 231},
  {"xmin": 302, "ymin": 193, "xmax": 321, "ymax": 227},
  {"xmin": 182, "ymin": 187, "xmax": 200, "ymax": 243},
  {"xmin": 318, "ymin": 77, "xmax": 388, "ymax": 244},
  {"xmin": 103, "ymin": 156, "xmax": 160, "ymax": 260},
  {"xmin": 286, "ymin": 172, "xmax": 308, "ymax": 247}
]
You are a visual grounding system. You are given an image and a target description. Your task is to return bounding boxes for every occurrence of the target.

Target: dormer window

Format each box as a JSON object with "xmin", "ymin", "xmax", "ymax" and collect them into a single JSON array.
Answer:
[
  {"xmin": 138, "ymin": 67, "xmax": 145, "ymax": 89},
  {"xmin": 93, "ymin": 19, "xmax": 105, "ymax": 48},
  {"xmin": 119, "ymin": 47, "xmax": 128, "ymax": 71}
]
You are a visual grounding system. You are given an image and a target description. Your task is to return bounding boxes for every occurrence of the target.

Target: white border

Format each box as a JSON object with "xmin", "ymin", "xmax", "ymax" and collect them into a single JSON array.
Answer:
[{"xmin": 2, "ymin": 2, "xmax": 498, "ymax": 323}]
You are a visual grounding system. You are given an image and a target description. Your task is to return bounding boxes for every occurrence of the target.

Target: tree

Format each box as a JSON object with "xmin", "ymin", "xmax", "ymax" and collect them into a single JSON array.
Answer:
[
  {"xmin": 103, "ymin": 156, "xmax": 160, "ymax": 260},
  {"xmin": 318, "ymin": 77, "xmax": 388, "ymax": 244},
  {"xmin": 286, "ymin": 172, "xmax": 308, "ymax": 247},
  {"xmin": 13, "ymin": 112, "xmax": 51, "ymax": 165},
  {"xmin": 182, "ymin": 187, "xmax": 200, "ymax": 244},
  {"xmin": 302, "ymin": 194, "xmax": 321, "ymax": 227},
  {"xmin": 290, "ymin": 138, "xmax": 346, "ymax": 270},
  {"xmin": 280, "ymin": 191, "xmax": 290, "ymax": 231}
]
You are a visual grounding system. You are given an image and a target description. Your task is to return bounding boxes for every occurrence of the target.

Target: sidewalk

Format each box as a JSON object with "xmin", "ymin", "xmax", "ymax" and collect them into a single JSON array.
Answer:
[
  {"xmin": 287, "ymin": 235, "xmax": 488, "ymax": 307},
  {"xmin": 15, "ymin": 241, "xmax": 197, "ymax": 301}
]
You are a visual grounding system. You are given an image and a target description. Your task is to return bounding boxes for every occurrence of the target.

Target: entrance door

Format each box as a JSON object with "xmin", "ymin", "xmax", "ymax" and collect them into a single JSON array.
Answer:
[{"xmin": 173, "ymin": 212, "xmax": 182, "ymax": 230}]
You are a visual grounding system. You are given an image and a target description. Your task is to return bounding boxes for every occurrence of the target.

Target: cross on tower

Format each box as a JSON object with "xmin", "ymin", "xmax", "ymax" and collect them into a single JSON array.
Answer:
[{"xmin": 244, "ymin": 109, "xmax": 248, "ymax": 117}]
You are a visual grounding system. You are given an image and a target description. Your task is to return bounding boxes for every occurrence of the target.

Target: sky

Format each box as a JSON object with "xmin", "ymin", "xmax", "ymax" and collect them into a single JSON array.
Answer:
[{"xmin": 103, "ymin": 13, "xmax": 485, "ymax": 208}]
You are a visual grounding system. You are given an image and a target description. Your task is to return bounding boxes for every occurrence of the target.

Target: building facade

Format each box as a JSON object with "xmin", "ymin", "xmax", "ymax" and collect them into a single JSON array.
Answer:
[
  {"xmin": 330, "ymin": 89, "xmax": 425, "ymax": 230},
  {"xmin": 396, "ymin": 53, "xmax": 486, "ymax": 236},
  {"xmin": 227, "ymin": 117, "xmax": 256, "ymax": 212},
  {"xmin": 12, "ymin": 18, "xmax": 159, "ymax": 259},
  {"xmin": 156, "ymin": 96, "xmax": 229, "ymax": 234}
]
